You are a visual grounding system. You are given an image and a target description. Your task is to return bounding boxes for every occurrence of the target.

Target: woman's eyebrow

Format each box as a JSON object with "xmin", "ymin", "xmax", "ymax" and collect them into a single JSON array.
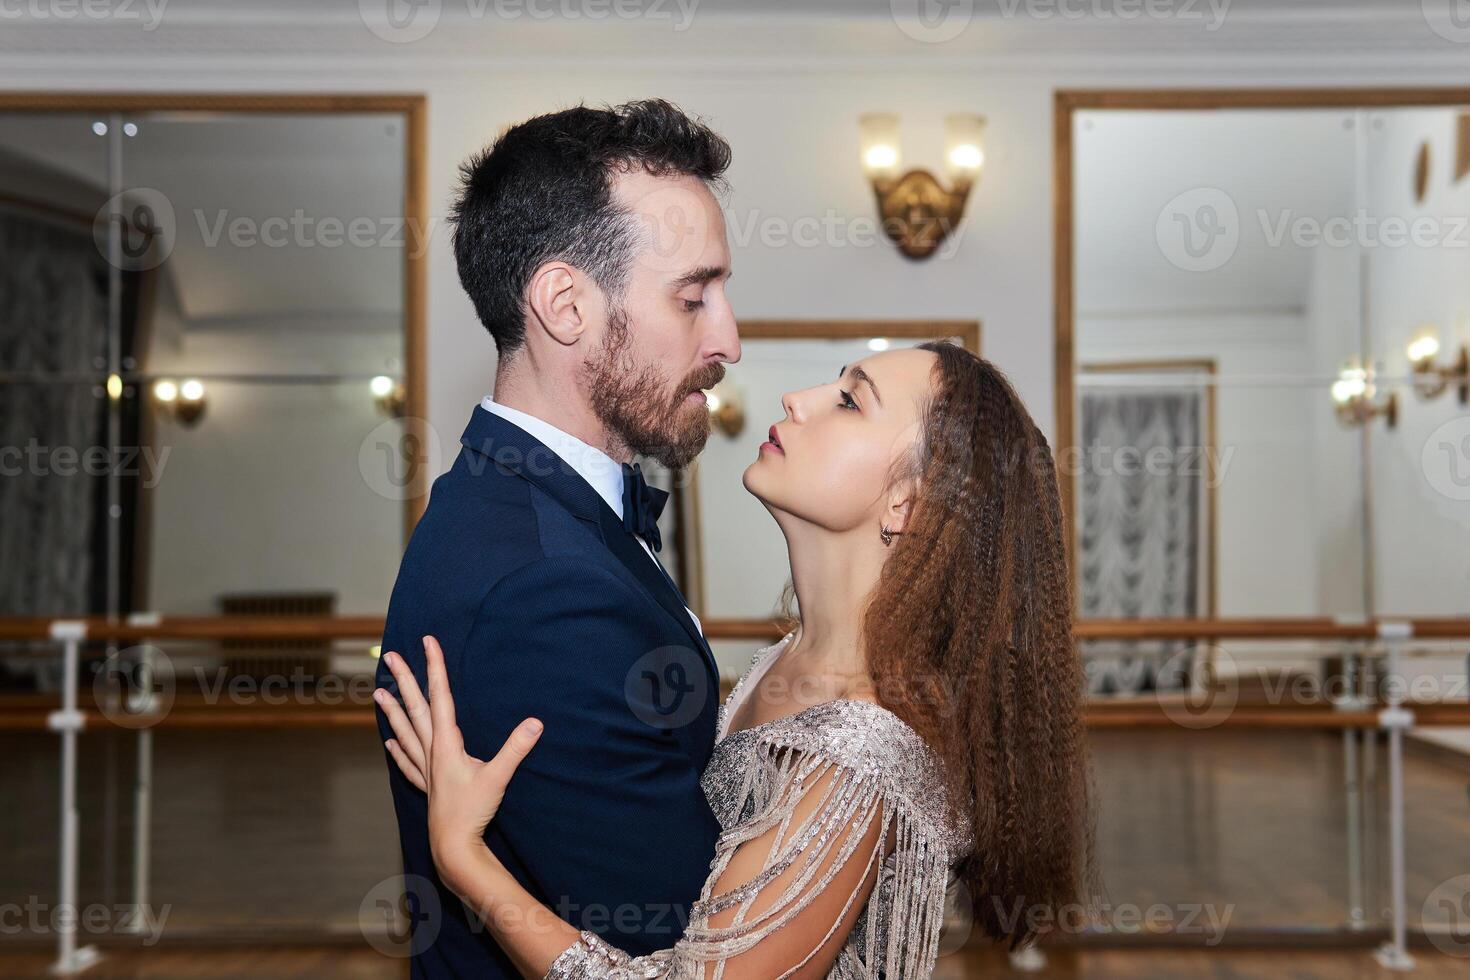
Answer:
[{"xmin": 838, "ymin": 364, "xmax": 883, "ymax": 406}]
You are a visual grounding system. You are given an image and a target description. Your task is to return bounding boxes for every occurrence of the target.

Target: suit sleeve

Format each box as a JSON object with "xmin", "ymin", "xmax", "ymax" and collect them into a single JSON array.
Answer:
[{"xmin": 456, "ymin": 556, "xmax": 722, "ymax": 956}]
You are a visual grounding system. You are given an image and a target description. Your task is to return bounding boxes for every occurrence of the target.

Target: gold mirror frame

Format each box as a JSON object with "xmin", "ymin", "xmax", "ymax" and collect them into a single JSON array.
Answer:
[
  {"xmin": 1053, "ymin": 87, "xmax": 1470, "ymax": 613},
  {"xmin": 0, "ymin": 91, "xmax": 430, "ymax": 536}
]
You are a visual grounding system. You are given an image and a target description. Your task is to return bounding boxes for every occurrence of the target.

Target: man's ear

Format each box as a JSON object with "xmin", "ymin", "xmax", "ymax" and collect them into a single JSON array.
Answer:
[{"xmin": 524, "ymin": 262, "xmax": 584, "ymax": 347}]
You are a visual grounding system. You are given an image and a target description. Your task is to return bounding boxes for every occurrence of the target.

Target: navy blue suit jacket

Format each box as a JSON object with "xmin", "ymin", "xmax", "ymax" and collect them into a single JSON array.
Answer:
[{"xmin": 375, "ymin": 406, "xmax": 722, "ymax": 979}]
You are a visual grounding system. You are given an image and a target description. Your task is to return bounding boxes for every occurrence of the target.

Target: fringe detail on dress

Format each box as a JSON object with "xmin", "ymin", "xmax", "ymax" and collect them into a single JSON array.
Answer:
[{"xmin": 545, "ymin": 700, "xmax": 961, "ymax": 980}]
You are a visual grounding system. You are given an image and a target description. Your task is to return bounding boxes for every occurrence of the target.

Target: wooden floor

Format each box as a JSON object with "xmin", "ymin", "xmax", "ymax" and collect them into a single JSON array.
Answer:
[
  {"xmin": 6, "ymin": 945, "xmax": 1470, "ymax": 979},
  {"xmin": 2, "ymin": 726, "xmax": 1469, "ymax": 976}
]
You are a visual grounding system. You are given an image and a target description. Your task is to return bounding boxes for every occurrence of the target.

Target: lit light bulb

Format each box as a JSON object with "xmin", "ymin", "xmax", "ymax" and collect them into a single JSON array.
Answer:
[
  {"xmin": 180, "ymin": 379, "xmax": 205, "ymax": 402},
  {"xmin": 1332, "ymin": 367, "xmax": 1367, "ymax": 404},
  {"xmin": 153, "ymin": 379, "xmax": 178, "ymax": 403},
  {"xmin": 1407, "ymin": 332, "xmax": 1440, "ymax": 365},
  {"xmin": 947, "ymin": 143, "xmax": 984, "ymax": 172},
  {"xmin": 864, "ymin": 144, "xmax": 898, "ymax": 172},
  {"xmin": 370, "ymin": 374, "xmax": 396, "ymax": 398},
  {"xmin": 867, "ymin": 338, "xmax": 891, "ymax": 352}
]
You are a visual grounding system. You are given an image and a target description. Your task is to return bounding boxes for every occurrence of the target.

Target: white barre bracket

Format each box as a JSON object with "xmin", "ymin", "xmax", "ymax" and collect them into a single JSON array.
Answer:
[
  {"xmin": 1377, "ymin": 621, "xmax": 1413, "ymax": 641},
  {"xmin": 46, "ymin": 710, "xmax": 86, "ymax": 734},
  {"xmin": 48, "ymin": 621, "xmax": 88, "ymax": 642},
  {"xmin": 1377, "ymin": 707, "xmax": 1415, "ymax": 730}
]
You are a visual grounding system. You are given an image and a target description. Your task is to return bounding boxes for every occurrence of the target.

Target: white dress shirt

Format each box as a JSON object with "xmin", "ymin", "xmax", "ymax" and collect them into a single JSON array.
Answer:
[{"xmin": 480, "ymin": 396, "xmax": 703, "ymax": 634}]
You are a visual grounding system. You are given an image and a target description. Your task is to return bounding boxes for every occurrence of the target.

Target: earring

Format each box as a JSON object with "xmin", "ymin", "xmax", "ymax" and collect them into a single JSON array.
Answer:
[{"xmin": 880, "ymin": 524, "xmax": 897, "ymax": 546}]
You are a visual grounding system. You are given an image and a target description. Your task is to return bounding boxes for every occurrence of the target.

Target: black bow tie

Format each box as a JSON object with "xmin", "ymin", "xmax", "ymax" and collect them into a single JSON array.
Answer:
[{"xmin": 621, "ymin": 462, "xmax": 668, "ymax": 552}]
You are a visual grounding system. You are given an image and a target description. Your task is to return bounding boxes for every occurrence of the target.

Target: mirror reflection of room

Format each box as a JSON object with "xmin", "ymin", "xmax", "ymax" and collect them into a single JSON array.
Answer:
[{"xmin": 0, "ymin": 111, "xmax": 411, "ymax": 637}]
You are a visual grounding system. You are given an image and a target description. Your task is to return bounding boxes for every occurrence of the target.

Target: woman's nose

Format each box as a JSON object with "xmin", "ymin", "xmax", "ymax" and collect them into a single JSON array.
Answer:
[{"xmin": 780, "ymin": 390, "xmax": 798, "ymax": 421}]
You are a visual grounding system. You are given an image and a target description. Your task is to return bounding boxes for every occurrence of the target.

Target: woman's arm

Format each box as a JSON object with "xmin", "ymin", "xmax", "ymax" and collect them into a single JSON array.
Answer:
[{"xmin": 378, "ymin": 638, "xmax": 890, "ymax": 980}]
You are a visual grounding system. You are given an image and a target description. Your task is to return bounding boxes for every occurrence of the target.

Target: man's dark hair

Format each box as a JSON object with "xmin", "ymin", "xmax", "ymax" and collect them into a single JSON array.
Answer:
[{"xmin": 450, "ymin": 99, "xmax": 731, "ymax": 358}]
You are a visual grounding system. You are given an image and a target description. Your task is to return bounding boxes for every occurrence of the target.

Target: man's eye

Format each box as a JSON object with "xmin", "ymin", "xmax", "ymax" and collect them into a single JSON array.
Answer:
[
  {"xmin": 681, "ymin": 299, "xmax": 704, "ymax": 312},
  {"xmin": 838, "ymin": 389, "xmax": 858, "ymax": 410}
]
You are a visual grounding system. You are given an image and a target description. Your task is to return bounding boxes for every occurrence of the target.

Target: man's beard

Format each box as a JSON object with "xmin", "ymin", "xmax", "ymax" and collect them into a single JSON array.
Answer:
[{"xmin": 581, "ymin": 305, "xmax": 725, "ymax": 470}]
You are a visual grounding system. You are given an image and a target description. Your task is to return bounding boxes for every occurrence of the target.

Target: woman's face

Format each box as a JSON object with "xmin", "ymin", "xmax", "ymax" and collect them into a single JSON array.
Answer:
[{"xmin": 743, "ymin": 347, "xmax": 937, "ymax": 533}]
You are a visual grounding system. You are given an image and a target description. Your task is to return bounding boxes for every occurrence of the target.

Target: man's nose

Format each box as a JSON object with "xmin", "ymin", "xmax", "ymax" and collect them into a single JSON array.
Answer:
[{"xmin": 709, "ymin": 301, "xmax": 740, "ymax": 365}]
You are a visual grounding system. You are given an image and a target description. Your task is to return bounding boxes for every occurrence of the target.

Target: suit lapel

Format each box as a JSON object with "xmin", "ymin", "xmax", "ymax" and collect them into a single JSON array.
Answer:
[{"xmin": 459, "ymin": 408, "xmax": 719, "ymax": 682}]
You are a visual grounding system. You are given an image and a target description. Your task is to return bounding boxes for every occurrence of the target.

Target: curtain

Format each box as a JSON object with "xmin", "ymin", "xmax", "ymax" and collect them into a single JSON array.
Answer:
[
  {"xmin": 1079, "ymin": 386, "xmax": 1204, "ymax": 695},
  {"xmin": 0, "ymin": 209, "xmax": 108, "ymax": 619}
]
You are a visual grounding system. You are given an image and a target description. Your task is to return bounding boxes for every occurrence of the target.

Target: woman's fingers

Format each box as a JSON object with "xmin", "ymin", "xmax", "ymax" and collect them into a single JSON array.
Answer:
[
  {"xmin": 376, "ymin": 685, "xmax": 428, "ymax": 778},
  {"xmin": 423, "ymin": 636, "xmax": 459, "ymax": 738},
  {"xmin": 385, "ymin": 738, "xmax": 427, "ymax": 793},
  {"xmin": 381, "ymin": 649, "xmax": 434, "ymax": 756},
  {"xmin": 479, "ymin": 718, "xmax": 544, "ymax": 794}
]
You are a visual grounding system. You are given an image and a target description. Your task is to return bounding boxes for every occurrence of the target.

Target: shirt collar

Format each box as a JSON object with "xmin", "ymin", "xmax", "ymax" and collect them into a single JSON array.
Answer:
[{"xmin": 479, "ymin": 396, "xmax": 624, "ymax": 519}]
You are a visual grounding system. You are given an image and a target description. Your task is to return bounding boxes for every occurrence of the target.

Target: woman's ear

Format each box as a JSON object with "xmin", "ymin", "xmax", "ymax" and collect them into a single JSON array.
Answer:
[
  {"xmin": 884, "ymin": 480, "xmax": 917, "ymax": 535},
  {"xmin": 524, "ymin": 262, "xmax": 583, "ymax": 347}
]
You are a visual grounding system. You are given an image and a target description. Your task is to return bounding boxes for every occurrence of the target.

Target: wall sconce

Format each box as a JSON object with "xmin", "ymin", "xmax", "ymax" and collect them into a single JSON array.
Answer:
[
  {"xmin": 371, "ymin": 375, "xmax": 407, "ymax": 418},
  {"xmin": 705, "ymin": 379, "xmax": 744, "ymax": 438},
  {"xmin": 859, "ymin": 112, "xmax": 984, "ymax": 260},
  {"xmin": 151, "ymin": 378, "xmax": 206, "ymax": 427},
  {"xmin": 1405, "ymin": 326, "xmax": 1469, "ymax": 404},
  {"xmin": 1331, "ymin": 364, "xmax": 1397, "ymax": 429}
]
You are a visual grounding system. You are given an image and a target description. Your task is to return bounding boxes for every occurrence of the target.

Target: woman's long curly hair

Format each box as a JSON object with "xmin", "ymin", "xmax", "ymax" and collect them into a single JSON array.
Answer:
[{"xmin": 865, "ymin": 341, "xmax": 1096, "ymax": 951}]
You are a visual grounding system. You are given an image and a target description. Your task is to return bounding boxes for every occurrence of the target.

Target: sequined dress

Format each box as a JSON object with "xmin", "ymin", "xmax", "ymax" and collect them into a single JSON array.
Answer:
[{"xmin": 546, "ymin": 631, "xmax": 972, "ymax": 980}]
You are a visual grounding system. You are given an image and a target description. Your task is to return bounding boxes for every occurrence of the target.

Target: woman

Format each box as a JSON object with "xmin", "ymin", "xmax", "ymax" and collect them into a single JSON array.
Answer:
[{"xmin": 376, "ymin": 341, "xmax": 1095, "ymax": 978}]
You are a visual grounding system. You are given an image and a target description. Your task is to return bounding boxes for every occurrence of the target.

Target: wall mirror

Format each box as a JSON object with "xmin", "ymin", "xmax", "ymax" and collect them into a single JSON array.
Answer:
[
  {"xmin": 662, "ymin": 320, "xmax": 980, "ymax": 677},
  {"xmin": 1057, "ymin": 91, "xmax": 1470, "ymax": 697},
  {"xmin": 0, "ymin": 96, "xmax": 426, "ymax": 652}
]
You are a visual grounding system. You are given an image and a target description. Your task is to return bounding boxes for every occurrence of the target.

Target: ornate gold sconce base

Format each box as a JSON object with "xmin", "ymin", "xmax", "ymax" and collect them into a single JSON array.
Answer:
[
  {"xmin": 172, "ymin": 400, "xmax": 206, "ymax": 427},
  {"xmin": 1412, "ymin": 345, "xmax": 1470, "ymax": 404},
  {"xmin": 710, "ymin": 399, "xmax": 744, "ymax": 438},
  {"xmin": 375, "ymin": 383, "xmax": 408, "ymax": 419},
  {"xmin": 871, "ymin": 170, "xmax": 972, "ymax": 260},
  {"xmin": 1336, "ymin": 391, "xmax": 1398, "ymax": 430}
]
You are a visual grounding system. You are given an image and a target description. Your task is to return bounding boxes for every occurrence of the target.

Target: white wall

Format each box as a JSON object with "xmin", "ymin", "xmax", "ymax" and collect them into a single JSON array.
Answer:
[{"xmin": 1363, "ymin": 108, "xmax": 1470, "ymax": 617}]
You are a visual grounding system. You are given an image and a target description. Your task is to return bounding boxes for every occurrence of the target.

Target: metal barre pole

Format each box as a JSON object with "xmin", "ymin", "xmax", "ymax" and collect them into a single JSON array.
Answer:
[
  {"xmin": 1340, "ymin": 642, "xmax": 1366, "ymax": 932},
  {"xmin": 1374, "ymin": 622, "xmax": 1415, "ymax": 971},
  {"xmin": 46, "ymin": 621, "xmax": 100, "ymax": 976}
]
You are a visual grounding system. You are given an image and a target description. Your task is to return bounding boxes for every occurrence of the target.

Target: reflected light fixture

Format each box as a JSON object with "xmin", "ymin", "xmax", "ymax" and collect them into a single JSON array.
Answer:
[
  {"xmin": 372, "ymin": 375, "xmax": 408, "ymax": 418},
  {"xmin": 859, "ymin": 112, "xmax": 984, "ymax": 260},
  {"xmin": 1405, "ymin": 325, "xmax": 1469, "ymax": 404},
  {"xmin": 1331, "ymin": 364, "xmax": 1396, "ymax": 429},
  {"xmin": 151, "ymin": 377, "xmax": 206, "ymax": 427},
  {"xmin": 705, "ymin": 379, "xmax": 745, "ymax": 438},
  {"xmin": 866, "ymin": 337, "xmax": 891, "ymax": 352}
]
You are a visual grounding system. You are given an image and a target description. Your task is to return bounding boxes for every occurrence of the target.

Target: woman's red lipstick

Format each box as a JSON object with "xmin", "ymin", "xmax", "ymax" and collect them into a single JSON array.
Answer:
[{"xmin": 760, "ymin": 424, "xmax": 784, "ymax": 455}]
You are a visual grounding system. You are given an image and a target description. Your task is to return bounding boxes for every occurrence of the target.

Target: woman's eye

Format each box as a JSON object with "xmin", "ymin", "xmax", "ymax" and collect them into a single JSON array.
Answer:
[
  {"xmin": 681, "ymin": 299, "xmax": 704, "ymax": 312},
  {"xmin": 838, "ymin": 388, "xmax": 858, "ymax": 410}
]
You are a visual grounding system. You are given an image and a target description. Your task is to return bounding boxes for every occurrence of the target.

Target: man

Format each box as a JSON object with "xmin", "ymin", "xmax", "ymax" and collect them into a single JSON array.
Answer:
[{"xmin": 374, "ymin": 100, "xmax": 739, "ymax": 978}]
